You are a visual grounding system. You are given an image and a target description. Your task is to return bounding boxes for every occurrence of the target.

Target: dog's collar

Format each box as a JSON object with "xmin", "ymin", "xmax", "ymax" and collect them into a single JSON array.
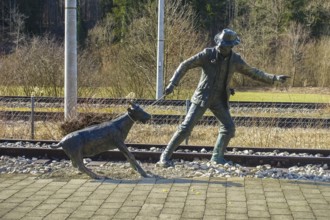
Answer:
[{"xmin": 127, "ymin": 112, "xmax": 136, "ymax": 122}]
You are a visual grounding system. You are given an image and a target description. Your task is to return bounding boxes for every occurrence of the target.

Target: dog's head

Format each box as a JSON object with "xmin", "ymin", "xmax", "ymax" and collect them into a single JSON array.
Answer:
[{"xmin": 127, "ymin": 101, "xmax": 151, "ymax": 123}]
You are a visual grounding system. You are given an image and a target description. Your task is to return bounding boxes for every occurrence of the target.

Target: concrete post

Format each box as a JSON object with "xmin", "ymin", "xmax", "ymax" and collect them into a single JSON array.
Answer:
[
  {"xmin": 156, "ymin": 0, "xmax": 165, "ymax": 99},
  {"xmin": 64, "ymin": 0, "xmax": 77, "ymax": 120}
]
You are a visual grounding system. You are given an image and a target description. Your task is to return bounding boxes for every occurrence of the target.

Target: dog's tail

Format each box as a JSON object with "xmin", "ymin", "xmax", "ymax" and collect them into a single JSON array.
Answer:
[{"xmin": 50, "ymin": 142, "xmax": 62, "ymax": 149}]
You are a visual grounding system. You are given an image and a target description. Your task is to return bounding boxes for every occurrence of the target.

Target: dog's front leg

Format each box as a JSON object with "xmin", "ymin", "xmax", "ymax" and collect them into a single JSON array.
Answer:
[{"xmin": 115, "ymin": 140, "xmax": 152, "ymax": 178}]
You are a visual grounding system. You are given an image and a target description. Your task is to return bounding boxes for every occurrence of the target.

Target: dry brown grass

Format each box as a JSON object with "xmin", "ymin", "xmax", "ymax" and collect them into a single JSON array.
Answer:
[
  {"xmin": 1, "ymin": 121, "xmax": 329, "ymax": 149},
  {"xmin": 126, "ymin": 124, "xmax": 330, "ymax": 149}
]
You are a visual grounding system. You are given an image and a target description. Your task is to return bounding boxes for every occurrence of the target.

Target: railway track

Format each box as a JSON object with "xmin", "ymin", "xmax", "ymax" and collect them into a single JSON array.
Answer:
[
  {"xmin": 1, "ymin": 110, "xmax": 329, "ymax": 128},
  {"xmin": 1, "ymin": 96, "xmax": 328, "ymax": 109},
  {"xmin": 1, "ymin": 139, "xmax": 329, "ymax": 168}
]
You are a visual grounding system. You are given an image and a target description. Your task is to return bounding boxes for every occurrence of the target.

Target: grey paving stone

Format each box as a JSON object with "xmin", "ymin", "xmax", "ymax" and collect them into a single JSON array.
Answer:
[
  {"xmin": 166, "ymin": 196, "xmax": 186, "ymax": 202},
  {"xmin": 270, "ymin": 215, "xmax": 294, "ymax": 220},
  {"xmin": 51, "ymin": 207, "xmax": 77, "ymax": 214},
  {"xmin": 35, "ymin": 203, "xmax": 58, "ymax": 210},
  {"xmin": 269, "ymin": 208, "xmax": 292, "ymax": 215},
  {"xmin": 266, "ymin": 197, "xmax": 286, "ymax": 203},
  {"xmin": 289, "ymin": 205, "xmax": 312, "ymax": 212},
  {"xmin": 291, "ymin": 211, "xmax": 316, "ymax": 219},
  {"xmin": 248, "ymin": 210, "xmax": 271, "ymax": 218},
  {"xmin": 186, "ymin": 199, "xmax": 206, "ymax": 206},
  {"xmin": 226, "ymin": 213, "xmax": 248, "ymax": 220},
  {"xmin": 20, "ymin": 217, "xmax": 43, "ymax": 220},
  {"xmin": 206, "ymin": 192, "xmax": 225, "ymax": 198},
  {"xmin": 113, "ymin": 211, "xmax": 138, "ymax": 219},
  {"xmin": 138, "ymin": 204, "xmax": 163, "ymax": 216},
  {"xmin": 181, "ymin": 211, "xmax": 204, "ymax": 219},
  {"xmin": 118, "ymin": 206, "xmax": 141, "ymax": 213},
  {"xmin": 82, "ymin": 199, "xmax": 105, "ymax": 206},
  {"xmin": 227, "ymin": 201, "xmax": 247, "ymax": 208},
  {"xmin": 184, "ymin": 205, "xmax": 205, "ymax": 212},
  {"xmin": 287, "ymin": 200, "xmax": 309, "ymax": 206},
  {"xmin": 123, "ymin": 199, "xmax": 145, "ymax": 207},
  {"xmin": 90, "ymin": 215, "xmax": 114, "ymax": 220},
  {"xmin": 204, "ymin": 208, "xmax": 225, "ymax": 216},
  {"xmin": 145, "ymin": 197, "xmax": 166, "ymax": 204},
  {"xmin": 11, "ymin": 206, "xmax": 34, "ymax": 213},
  {"xmin": 164, "ymin": 202, "xmax": 185, "ymax": 208},
  {"xmin": 59, "ymin": 201, "xmax": 82, "ymax": 208},
  {"xmin": 2, "ymin": 211, "xmax": 26, "ymax": 219},
  {"xmin": 94, "ymin": 208, "xmax": 118, "ymax": 215},
  {"xmin": 309, "ymin": 203, "xmax": 329, "ymax": 210},
  {"xmin": 205, "ymin": 203, "xmax": 226, "ymax": 210},
  {"xmin": 246, "ymin": 194, "xmax": 266, "ymax": 200},
  {"xmin": 313, "ymin": 209, "xmax": 330, "ymax": 217},
  {"xmin": 66, "ymin": 196, "xmax": 89, "ymax": 202},
  {"xmin": 76, "ymin": 205, "xmax": 100, "ymax": 212},
  {"xmin": 245, "ymin": 189, "xmax": 264, "ymax": 194},
  {"xmin": 161, "ymin": 207, "xmax": 183, "ymax": 215},
  {"xmin": 247, "ymin": 200, "xmax": 267, "ymax": 205},
  {"xmin": 1, "ymin": 202, "xmax": 19, "ymax": 209},
  {"xmin": 0, "ymin": 190, "xmax": 19, "ymax": 200},
  {"xmin": 306, "ymin": 198, "xmax": 328, "ymax": 204},
  {"xmin": 70, "ymin": 210, "xmax": 95, "ymax": 218},
  {"xmin": 206, "ymin": 197, "xmax": 226, "ymax": 204},
  {"xmin": 43, "ymin": 213, "xmax": 70, "ymax": 220},
  {"xmin": 4, "ymin": 197, "xmax": 26, "ymax": 203},
  {"xmin": 24, "ymin": 209, "xmax": 53, "ymax": 218},
  {"xmin": 248, "ymin": 218, "xmax": 271, "ymax": 220},
  {"xmin": 0, "ymin": 209, "xmax": 11, "ymax": 218},
  {"xmin": 247, "ymin": 204, "xmax": 268, "ymax": 211},
  {"xmin": 267, "ymin": 202, "xmax": 289, "ymax": 209},
  {"xmin": 1, "ymin": 175, "xmax": 329, "ymax": 220},
  {"xmin": 203, "ymin": 216, "xmax": 226, "ymax": 220},
  {"xmin": 158, "ymin": 214, "xmax": 181, "ymax": 220},
  {"xmin": 168, "ymin": 191, "xmax": 188, "ymax": 197},
  {"xmin": 226, "ymin": 207, "xmax": 247, "ymax": 214},
  {"xmin": 265, "ymin": 192, "xmax": 285, "ymax": 197},
  {"xmin": 26, "ymin": 195, "xmax": 50, "ymax": 201},
  {"xmin": 43, "ymin": 198, "xmax": 65, "ymax": 204}
]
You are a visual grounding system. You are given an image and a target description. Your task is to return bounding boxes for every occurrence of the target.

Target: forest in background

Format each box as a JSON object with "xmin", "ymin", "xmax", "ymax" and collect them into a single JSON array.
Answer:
[{"xmin": 0, "ymin": 0, "xmax": 329, "ymax": 98}]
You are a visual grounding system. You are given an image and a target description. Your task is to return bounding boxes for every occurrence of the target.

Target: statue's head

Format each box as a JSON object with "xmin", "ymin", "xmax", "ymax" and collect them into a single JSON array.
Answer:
[
  {"xmin": 214, "ymin": 29, "xmax": 240, "ymax": 57},
  {"xmin": 214, "ymin": 29, "xmax": 240, "ymax": 47}
]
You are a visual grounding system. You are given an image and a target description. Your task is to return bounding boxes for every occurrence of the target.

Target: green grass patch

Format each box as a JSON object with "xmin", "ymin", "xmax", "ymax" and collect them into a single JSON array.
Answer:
[
  {"xmin": 1, "ymin": 86, "xmax": 330, "ymax": 103},
  {"xmin": 230, "ymin": 91, "xmax": 330, "ymax": 103}
]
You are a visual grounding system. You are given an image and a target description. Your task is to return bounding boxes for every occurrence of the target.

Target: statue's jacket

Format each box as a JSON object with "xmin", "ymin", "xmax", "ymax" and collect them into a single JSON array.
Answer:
[{"xmin": 169, "ymin": 47, "xmax": 276, "ymax": 107}]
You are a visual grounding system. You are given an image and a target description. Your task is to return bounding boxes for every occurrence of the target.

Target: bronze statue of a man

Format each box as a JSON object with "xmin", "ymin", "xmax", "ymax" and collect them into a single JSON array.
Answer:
[{"xmin": 158, "ymin": 29, "xmax": 290, "ymax": 167}]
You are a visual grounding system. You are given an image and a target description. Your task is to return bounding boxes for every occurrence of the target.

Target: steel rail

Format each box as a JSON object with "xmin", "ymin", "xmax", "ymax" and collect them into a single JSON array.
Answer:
[
  {"xmin": 1, "ymin": 110, "xmax": 329, "ymax": 128},
  {"xmin": 0, "ymin": 96, "xmax": 328, "ymax": 109},
  {"xmin": 1, "ymin": 139, "xmax": 329, "ymax": 168}
]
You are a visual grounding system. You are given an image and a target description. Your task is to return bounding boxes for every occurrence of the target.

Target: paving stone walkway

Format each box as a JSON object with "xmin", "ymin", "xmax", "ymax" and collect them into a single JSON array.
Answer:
[{"xmin": 0, "ymin": 174, "xmax": 329, "ymax": 220}]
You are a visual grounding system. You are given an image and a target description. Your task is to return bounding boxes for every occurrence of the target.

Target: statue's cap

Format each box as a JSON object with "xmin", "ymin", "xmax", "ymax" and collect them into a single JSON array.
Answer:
[{"xmin": 214, "ymin": 29, "xmax": 240, "ymax": 47}]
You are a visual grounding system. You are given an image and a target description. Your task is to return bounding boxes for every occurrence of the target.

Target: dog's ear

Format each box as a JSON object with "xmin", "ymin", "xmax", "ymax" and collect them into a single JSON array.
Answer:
[{"xmin": 128, "ymin": 100, "xmax": 137, "ymax": 109}]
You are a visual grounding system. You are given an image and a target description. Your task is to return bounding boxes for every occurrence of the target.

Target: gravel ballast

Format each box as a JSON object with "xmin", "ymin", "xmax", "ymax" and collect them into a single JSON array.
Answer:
[{"xmin": 0, "ymin": 142, "xmax": 329, "ymax": 182}]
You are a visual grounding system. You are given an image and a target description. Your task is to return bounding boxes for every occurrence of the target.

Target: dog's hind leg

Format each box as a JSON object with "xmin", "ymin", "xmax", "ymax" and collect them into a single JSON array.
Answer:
[
  {"xmin": 74, "ymin": 151, "xmax": 103, "ymax": 179},
  {"xmin": 115, "ymin": 140, "xmax": 152, "ymax": 178}
]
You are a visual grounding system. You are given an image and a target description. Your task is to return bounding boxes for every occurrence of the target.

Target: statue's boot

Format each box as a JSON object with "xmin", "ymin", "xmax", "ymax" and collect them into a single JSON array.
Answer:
[
  {"xmin": 158, "ymin": 131, "xmax": 186, "ymax": 167},
  {"xmin": 210, "ymin": 134, "xmax": 231, "ymax": 164}
]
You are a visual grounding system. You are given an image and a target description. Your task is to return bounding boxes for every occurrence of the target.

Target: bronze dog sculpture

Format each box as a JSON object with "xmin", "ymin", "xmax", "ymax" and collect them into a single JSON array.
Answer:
[{"xmin": 51, "ymin": 101, "xmax": 151, "ymax": 179}]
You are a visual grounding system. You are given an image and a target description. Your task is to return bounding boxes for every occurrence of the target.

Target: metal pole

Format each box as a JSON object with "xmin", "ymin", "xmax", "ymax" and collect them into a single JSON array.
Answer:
[
  {"xmin": 156, "ymin": 0, "xmax": 165, "ymax": 99},
  {"xmin": 185, "ymin": 99, "xmax": 190, "ymax": 145},
  {"xmin": 64, "ymin": 0, "xmax": 77, "ymax": 120},
  {"xmin": 30, "ymin": 96, "xmax": 35, "ymax": 140}
]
